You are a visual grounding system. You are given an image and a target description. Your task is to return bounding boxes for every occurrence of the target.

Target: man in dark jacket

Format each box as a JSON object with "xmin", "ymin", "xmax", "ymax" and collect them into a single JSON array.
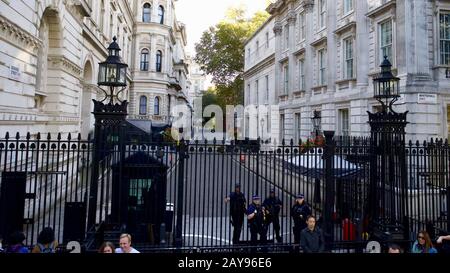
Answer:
[
  {"xmin": 300, "ymin": 215, "xmax": 325, "ymax": 253},
  {"xmin": 263, "ymin": 188, "xmax": 283, "ymax": 242},
  {"xmin": 291, "ymin": 194, "xmax": 311, "ymax": 245},
  {"xmin": 225, "ymin": 183, "xmax": 246, "ymax": 244}
]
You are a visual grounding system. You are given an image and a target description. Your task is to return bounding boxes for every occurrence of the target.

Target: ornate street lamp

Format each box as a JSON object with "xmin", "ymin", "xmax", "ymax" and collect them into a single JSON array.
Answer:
[
  {"xmin": 373, "ymin": 56, "xmax": 400, "ymax": 112},
  {"xmin": 97, "ymin": 36, "xmax": 128, "ymax": 104},
  {"xmin": 367, "ymin": 56, "xmax": 409, "ymax": 243},
  {"xmin": 87, "ymin": 36, "xmax": 129, "ymax": 231},
  {"xmin": 311, "ymin": 110, "xmax": 321, "ymax": 138}
]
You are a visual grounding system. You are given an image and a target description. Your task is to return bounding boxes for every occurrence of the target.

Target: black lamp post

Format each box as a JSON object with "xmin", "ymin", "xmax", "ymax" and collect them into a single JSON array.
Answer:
[
  {"xmin": 311, "ymin": 110, "xmax": 322, "ymax": 138},
  {"xmin": 87, "ymin": 37, "xmax": 129, "ymax": 232},
  {"xmin": 367, "ymin": 56, "xmax": 409, "ymax": 244}
]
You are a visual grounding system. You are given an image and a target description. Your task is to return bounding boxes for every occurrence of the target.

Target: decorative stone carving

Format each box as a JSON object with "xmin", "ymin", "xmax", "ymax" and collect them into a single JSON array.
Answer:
[
  {"xmin": 273, "ymin": 22, "xmax": 283, "ymax": 36},
  {"xmin": 48, "ymin": 55, "xmax": 83, "ymax": 78},
  {"xmin": 302, "ymin": 0, "xmax": 315, "ymax": 13},
  {"xmin": 0, "ymin": 15, "xmax": 42, "ymax": 52}
]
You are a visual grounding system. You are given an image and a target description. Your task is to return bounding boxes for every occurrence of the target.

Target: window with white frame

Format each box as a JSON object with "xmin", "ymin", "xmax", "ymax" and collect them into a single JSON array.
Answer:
[
  {"xmin": 285, "ymin": 25, "xmax": 290, "ymax": 49},
  {"xmin": 284, "ymin": 64, "xmax": 289, "ymax": 94},
  {"xmin": 266, "ymin": 32, "xmax": 269, "ymax": 48},
  {"xmin": 255, "ymin": 80, "xmax": 259, "ymax": 104},
  {"xmin": 247, "ymin": 84, "xmax": 251, "ymax": 104},
  {"xmin": 139, "ymin": 96, "xmax": 147, "ymax": 115},
  {"xmin": 440, "ymin": 11, "xmax": 450, "ymax": 65},
  {"xmin": 140, "ymin": 49, "xmax": 149, "ymax": 71},
  {"xmin": 344, "ymin": 37, "xmax": 354, "ymax": 79},
  {"xmin": 265, "ymin": 75, "xmax": 269, "ymax": 102},
  {"xmin": 338, "ymin": 109, "xmax": 350, "ymax": 136},
  {"xmin": 256, "ymin": 40, "xmax": 259, "ymax": 57},
  {"xmin": 266, "ymin": 113, "xmax": 271, "ymax": 133},
  {"xmin": 343, "ymin": 0, "xmax": 353, "ymax": 15},
  {"xmin": 299, "ymin": 59, "xmax": 305, "ymax": 90},
  {"xmin": 142, "ymin": 3, "xmax": 151, "ymax": 23},
  {"xmin": 299, "ymin": 12, "xmax": 306, "ymax": 41},
  {"xmin": 294, "ymin": 113, "xmax": 301, "ymax": 143},
  {"xmin": 245, "ymin": 115, "xmax": 250, "ymax": 138},
  {"xmin": 379, "ymin": 20, "xmax": 393, "ymax": 63},
  {"xmin": 280, "ymin": 114, "xmax": 285, "ymax": 141},
  {"xmin": 154, "ymin": 97, "xmax": 160, "ymax": 115},
  {"xmin": 158, "ymin": 5, "xmax": 165, "ymax": 24},
  {"xmin": 319, "ymin": 0, "xmax": 327, "ymax": 28},
  {"xmin": 318, "ymin": 49, "xmax": 327, "ymax": 85}
]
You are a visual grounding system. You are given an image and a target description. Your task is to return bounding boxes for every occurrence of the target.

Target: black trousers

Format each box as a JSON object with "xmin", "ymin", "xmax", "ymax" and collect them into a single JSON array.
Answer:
[
  {"xmin": 293, "ymin": 225, "xmax": 301, "ymax": 244},
  {"xmin": 231, "ymin": 214, "xmax": 244, "ymax": 244},
  {"xmin": 250, "ymin": 224, "xmax": 268, "ymax": 245},
  {"xmin": 267, "ymin": 216, "xmax": 281, "ymax": 238}
]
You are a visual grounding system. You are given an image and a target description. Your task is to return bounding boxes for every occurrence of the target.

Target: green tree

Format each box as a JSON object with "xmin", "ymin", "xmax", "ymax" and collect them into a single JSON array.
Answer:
[
  {"xmin": 202, "ymin": 87, "xmax": 219, "ymax": 125},
  {"xmin": 195, "ymin": 7, "xmax": 269, "ymax": 108}
]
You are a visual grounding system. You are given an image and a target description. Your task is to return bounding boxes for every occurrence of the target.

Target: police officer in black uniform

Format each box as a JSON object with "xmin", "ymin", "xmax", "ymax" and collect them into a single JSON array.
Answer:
[
  {"xmin": 225, "ymin": 183, "xmax": 246, "ymax": 244},
  {"xmin": 263, "ymin": 188, "xmax": 283, "ymax": 243},
  {"xmin": 247, "ymin": 195, "xmax": 267, "ymax": 245},
  {"xmin": 291, "ymin": 194, "xmax": 311, "ymax": 246}
]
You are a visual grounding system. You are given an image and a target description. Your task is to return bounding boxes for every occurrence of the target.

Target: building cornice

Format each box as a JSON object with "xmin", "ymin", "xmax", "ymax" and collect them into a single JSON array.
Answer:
[
  {"xmin": 366, "ymin": 0, "xmax": 396, "ymax": 19},
  {"xmin": 310, "ymin": 36, "xmax": 327, "ymax": 47},
  {"xmin": 48, "ymin": 55, "xmax": 83, "ymax": 78},
  {"xmin": 0, "ymin": 15, "xmax": 42, "ymax": 52},
  {"xmin": 243, "ymin": 53, "xmax": 275, "ymax": 78},
  {"xmin": 333, "ymin": 21, "xmax": 356, "ymax": 36}
]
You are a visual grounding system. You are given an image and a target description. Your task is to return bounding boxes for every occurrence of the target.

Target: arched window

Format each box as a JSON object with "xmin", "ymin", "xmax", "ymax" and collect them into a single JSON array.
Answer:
[
  {"xmin": 156, "ymin": 50, "xmax": 162, "ymax": 72},
  {"xmin": 154, "ymin": 97, "xmax": 160, "ymax": 115},
  {"xmin": 140, "ymin": 49, "xmax": 149, "ymax": 71},
  {"xmin": 142, "ymin": 3, "xmax": 151, "ymax": 23},
  {"xmin": 158, "ymin": 6, "xmax": 165, "ymax": 24},
  {"xmin": 139, "ymin": 96, "xmax": 147, "ymax": 115},
  {"xmin": 99, "ymin": 0, "xmax": 105, "ymax": 31}
]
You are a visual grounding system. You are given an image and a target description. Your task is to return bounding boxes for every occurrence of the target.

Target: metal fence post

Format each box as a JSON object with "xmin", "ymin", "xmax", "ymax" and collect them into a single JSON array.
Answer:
[
  {"xmin": 174, "ymin": 140, "xmax": 186, "ymax": 248},
  {"xmin": 323, "ymin": 131, "xmax": 335, "ymax": 251},
  {"xmin": 447, "ymin": 186, "xmax": 450, "ymax": 233}
]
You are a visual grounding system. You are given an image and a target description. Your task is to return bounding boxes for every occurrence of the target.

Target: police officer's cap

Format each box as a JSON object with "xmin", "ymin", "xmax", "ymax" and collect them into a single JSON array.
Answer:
[
  {"xmin": 235, "ymin": 183, "xmax": 241, "ymax": 188},
  {"xmin": 270, "ymin": 188, "xmax": 276, "ymax": 193},
  {"xmin": 296, "ymin": 194, "xmax": 305, "ymax": 199},
  {"xmin": 252, "ymin": 195, "xmax": 261, "ymax": 200}
]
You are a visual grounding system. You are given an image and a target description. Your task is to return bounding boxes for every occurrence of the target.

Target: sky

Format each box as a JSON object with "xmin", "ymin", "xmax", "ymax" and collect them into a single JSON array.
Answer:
[{"xmin": 175, "ymin": 0, "xmax": 271, "ymax": 55}]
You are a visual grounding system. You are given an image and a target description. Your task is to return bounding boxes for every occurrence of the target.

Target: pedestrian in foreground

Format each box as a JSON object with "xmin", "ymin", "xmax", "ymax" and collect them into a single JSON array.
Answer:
[
  {"xmin": 115, "ymin": 233, "xmax": 140, "ymax": 253},
  {"xmin": 411, "ymin": 231, "xmax": 437, "ymax": 254},
  {"xmin": 300, "ymin": 215, "xmax": 325, "ymax": 253}
]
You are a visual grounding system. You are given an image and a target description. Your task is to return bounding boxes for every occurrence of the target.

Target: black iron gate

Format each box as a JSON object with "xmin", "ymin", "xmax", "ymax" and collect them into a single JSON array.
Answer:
[{"xmin": 0, "ymin": 131, "xmax": 449, "ymax": 252}]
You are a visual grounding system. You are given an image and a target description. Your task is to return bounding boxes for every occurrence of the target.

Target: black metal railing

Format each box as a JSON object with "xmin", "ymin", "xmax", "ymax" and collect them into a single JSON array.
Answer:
[{"xmin": 0, "ymin": 132, "xmax": 449, "ymax": 253}]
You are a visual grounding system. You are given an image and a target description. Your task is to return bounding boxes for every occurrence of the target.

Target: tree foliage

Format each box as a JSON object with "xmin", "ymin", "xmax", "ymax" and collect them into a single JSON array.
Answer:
[{"xmin": 195, "ymin": 7, "xmax": 269, "ymax": 107}]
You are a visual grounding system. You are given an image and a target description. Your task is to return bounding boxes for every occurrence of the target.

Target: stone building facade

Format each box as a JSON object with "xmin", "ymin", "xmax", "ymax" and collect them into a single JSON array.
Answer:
[
  {"xmin": 244, "ymin": 0, "xmax": 450, "ymax": 142},
  {"xmin": 0, "ymin": 0, "xmax": 190, "ymax": 138}
]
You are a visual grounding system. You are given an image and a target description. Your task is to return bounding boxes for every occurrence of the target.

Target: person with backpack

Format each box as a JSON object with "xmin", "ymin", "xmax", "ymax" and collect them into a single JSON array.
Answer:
[{"xmin": 32, "ymin": 227, "xmax": 58, "ymax": 253}]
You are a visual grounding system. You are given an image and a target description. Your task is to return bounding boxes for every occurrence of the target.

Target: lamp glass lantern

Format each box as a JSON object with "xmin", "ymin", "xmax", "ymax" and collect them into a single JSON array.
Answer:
[
  {"xmin": 98, "ymin": 37, "xmax": 128, "ymax": 88},
  {"xmin": 373, "ymin": 56, "xmax": 400, "ymax": 110},
  {"xmin": 311, "ymin": 110, "xmax": 321, "ymax": 137}
]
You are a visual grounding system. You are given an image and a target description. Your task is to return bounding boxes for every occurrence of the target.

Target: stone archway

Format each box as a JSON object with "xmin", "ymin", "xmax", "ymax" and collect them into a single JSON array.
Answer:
[
  {"xmin": 81, "ymin": 61, "xmax": 95, "ymax": 138},
  {"xmin": 36, "ymin": 8, "xmax": 63, "ymax": 113}
]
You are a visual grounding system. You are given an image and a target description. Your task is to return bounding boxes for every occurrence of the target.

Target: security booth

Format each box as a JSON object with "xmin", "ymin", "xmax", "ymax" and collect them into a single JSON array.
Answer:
[{"xmin": 110, "ymin": 151, "xmax": 168, "ymax": 244}]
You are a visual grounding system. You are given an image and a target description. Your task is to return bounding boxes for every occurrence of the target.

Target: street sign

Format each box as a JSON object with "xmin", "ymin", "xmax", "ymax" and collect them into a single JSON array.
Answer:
[
  {"xmin": 418, "ymin": 93, "xmax": 437, "ymax": 104},
  {"xmin": 9, "ymin": 65, "xmax": 20, "ymax": 80}
]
